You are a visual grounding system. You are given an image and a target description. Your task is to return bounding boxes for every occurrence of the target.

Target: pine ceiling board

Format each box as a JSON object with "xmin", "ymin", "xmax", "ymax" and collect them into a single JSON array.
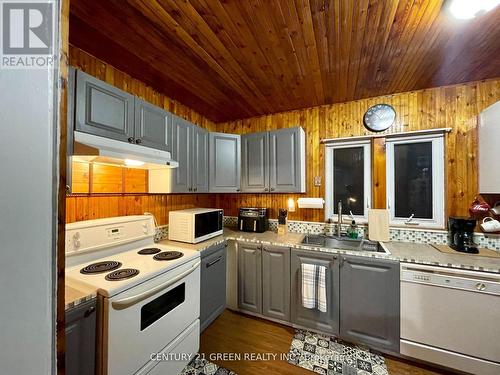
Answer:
[
  {"xmin": 72, "ymin": 0, "xmax": 257, "ymax": 119},
  {"xmin": 70, "ymin": 0, "xmax": 500, "ymax": 122},
  {"xmin": 68, "ymin": 17, "xmax": 227, "ymax": 121},
  {"xmin": 129, "ymin": 0, "xmax": 268, "ymax": 111},
  {"xmin": 126, "ymin": 0, "xmax": 269, "ymax": 114}
]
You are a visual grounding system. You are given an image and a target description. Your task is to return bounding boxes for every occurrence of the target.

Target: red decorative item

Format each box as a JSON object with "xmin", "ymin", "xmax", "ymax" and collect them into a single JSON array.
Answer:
[{"xmin": 469, "ymin": 197, "xmax": 491, "ymax": 216}]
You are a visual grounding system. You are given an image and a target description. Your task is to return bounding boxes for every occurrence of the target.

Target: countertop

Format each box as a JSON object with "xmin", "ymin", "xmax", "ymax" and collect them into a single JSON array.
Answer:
[
  {"xmin": 167, "ymin": 227, "xmax": 500, "ymax": 274},
  {"xmin": 66, "ymin": 227, "xmax": 500, "ymax": 310},
  {"xmin": 65, "ymin": 280, "xmax": 97, "ymax": 311}
]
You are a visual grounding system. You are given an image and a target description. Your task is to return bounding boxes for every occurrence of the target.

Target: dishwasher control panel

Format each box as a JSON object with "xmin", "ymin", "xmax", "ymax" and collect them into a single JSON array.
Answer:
[{"xmin": 401, "ymin": 263, "xmax": 500, "ymax": 296}]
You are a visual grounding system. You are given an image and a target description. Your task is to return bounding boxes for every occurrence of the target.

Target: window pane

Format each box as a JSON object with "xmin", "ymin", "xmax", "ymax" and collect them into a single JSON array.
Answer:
[
  {"xmin": 394, "ymin": 142, "xmax": 433, "ymax": 219},
  {"xmin": 333, "ymin": 147, "xmax": 365, "ymax": 216}
]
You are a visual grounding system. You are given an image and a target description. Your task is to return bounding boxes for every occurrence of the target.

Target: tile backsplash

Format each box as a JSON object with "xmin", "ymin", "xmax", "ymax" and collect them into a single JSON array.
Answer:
[{"xmin": 223, "ymin": 216, "xmax": 500, "ymax": 251}]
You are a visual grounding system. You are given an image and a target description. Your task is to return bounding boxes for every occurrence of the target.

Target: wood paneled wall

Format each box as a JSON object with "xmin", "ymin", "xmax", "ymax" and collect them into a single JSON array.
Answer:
[
  {"xmin": 66, "ymin": 47, "xmax": 217, "ymax": 225},
  {"xmin": 215, "ymin": 78, "xmax": 500, "ymax": 224}
]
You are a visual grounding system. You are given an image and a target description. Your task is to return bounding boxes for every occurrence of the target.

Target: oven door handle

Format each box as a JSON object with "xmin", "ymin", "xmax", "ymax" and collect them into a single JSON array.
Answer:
[{"xmin": 111, "ymin": 260, "xmax": 201, "ymax": 310}]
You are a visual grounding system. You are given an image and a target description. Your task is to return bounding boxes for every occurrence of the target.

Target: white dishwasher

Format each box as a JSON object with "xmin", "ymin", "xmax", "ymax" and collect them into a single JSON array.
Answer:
[{"xmin": 400, "ymin": 263, "xmax": 500, "ymax": 375}]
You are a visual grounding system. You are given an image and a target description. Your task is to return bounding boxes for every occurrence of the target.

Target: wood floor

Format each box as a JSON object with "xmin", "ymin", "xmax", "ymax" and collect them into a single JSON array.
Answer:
[{"xmin": 200, "ymin": 310, "xmax": 455, "ymax": 375}]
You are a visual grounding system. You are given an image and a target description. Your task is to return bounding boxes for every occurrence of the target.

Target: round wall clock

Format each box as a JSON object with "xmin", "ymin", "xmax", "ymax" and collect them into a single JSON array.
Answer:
[{"xmin": 363, "ymin": 104, "xmax": 396, "ymax": 132}]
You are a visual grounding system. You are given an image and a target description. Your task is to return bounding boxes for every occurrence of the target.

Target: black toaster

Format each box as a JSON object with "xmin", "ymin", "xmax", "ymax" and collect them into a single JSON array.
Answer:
[{"xmin": 238, "ymin": 207, "xmax": 269, "ymax": 233}]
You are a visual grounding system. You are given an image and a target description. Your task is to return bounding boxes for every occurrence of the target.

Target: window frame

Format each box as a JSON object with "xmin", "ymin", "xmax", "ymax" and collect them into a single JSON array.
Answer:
[
  {"xmin": 385, "ymin": 133, "xmax": 445, "ymax": 229},
  {"xmin": 325, "ymin": 140, "xmax": 372, "ymax": 223}
]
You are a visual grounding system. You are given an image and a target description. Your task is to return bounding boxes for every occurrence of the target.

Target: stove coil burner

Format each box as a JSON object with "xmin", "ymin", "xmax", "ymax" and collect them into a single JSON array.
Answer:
[
  {"xmin": 80, "ymin": 261, "xmax": 122, "ymax": 274},
  {"xmin": 153, "ymin": 251, "xmax": 184, "ymax": 261},
  {"xmin": 105, "ymin": 268, "xmax": 140, "ymax": 281},
  {"xmin": 137, "ymin": 247, "xmax": 162, "ymax": 255}
]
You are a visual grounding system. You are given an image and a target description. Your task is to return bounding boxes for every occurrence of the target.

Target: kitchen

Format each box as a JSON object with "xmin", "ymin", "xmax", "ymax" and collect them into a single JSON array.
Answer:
[{"xmin": 1, "ymin": 1, "xmax": 500, "ymax": 375}]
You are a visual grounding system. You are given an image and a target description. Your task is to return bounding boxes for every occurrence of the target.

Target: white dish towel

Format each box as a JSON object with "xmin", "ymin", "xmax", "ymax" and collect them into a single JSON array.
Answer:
[{"xmin": 301, "ymin": 263, "xmax": 327, "ymax": 313}]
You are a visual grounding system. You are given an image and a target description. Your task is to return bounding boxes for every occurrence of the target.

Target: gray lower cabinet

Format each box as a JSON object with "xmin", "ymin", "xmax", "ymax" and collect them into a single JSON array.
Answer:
[
  {"xmin": 241, "ymin": 132, "xmax": 269, "ymax": 192},
  {"xmin": 269, "ymin": 127, "xmax": 306, "ymax": 193},
  {"xmin": 209, "ymin": 132, "xmax": 241, "ymax": 192},
  {"xmin": 291, "ymin": 249, "xmax": 340, "ymax": 335},
  {"xmin": 237, "ymin": 243, "xmax": 262, "ymax": 314},
  {"xmin": 192, "ymin": 126, "xmax": 209, "ymax": 193},
  {"xmin": 65, "ymin": 299, "xmax": 96, "ymax": 375},
  {"xmin": 262, "ymin": 245, "xmax": 290, "ymax": 321},
  {"xmin": 134, "ymin": 98, "xmax": 171, "ymax": 151},
  {"xmin": 200, "ymin": 242, "xmax": 227, "ymax": 332},
  {"xmin": 339, "ymin": 256, "xmax": 400, "ymax": 353},
  {"xmin": 172, "ymin": 115, "xmax": 192, "ymax": 192},
  {"xmin": 75, "ymin": 70, "xmax": 135, "ymax": 143}
]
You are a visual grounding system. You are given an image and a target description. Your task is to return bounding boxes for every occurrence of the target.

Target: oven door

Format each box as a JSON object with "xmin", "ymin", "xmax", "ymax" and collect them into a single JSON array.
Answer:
[
  {"xmin": 103, "ymin": 258, "xmax": 200, "ymax": 375},
  {"xmin": 194, "ymin": 210, "xmax": 223, "ymax": 242}
]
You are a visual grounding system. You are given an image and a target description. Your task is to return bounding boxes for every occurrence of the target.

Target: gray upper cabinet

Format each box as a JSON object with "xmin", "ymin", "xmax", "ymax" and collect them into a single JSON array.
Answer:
[
  {"xmin": 238, "ymin": 242, "xmax": 262, "ymax": 314},
  {"xmin": 171, "ymin": 115, "xmax": 209, "ymax": 193},
  {"xmin": 241, "ymin": 132, "xmax": 269, "ymax": 192},
  {"xmin": 75, "ymin": 70, "xmax": 135, "ymax": 142},
  {"xmin": 134, "ymin": 98, "xmax": 171, "ymax": 151},
  {"xmin": 340, "ymin": 256, "xmax": 400, "ymax": 353},
  {"xmin": 172, "ymin": 116, "xmax": 192, "ymax": 193},
  {"xmin": 209, "ymin": 132, "xmax": 241, "ymax": 192},
  {"xmin": 269, "ymin": 127, "xmax": 306, "ymax": 193},
  {"xmin": 291, "ymin": 249, "xmax": 340, "ymax": 335},
  {"xmin": 262, "ymin": 245, "xmax": 290, "ymax": 322},
  {"xmin": 192, "ymin": 126, "xmax": 209, "ymax": 193}
]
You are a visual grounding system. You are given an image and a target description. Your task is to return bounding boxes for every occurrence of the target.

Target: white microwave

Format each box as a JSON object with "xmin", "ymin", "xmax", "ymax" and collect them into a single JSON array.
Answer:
[{"xmin": 168, "ymin": 208, "xmax": 224, "ymax": 243}]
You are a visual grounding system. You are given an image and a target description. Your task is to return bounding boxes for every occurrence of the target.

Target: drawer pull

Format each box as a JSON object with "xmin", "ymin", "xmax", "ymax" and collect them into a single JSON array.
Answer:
[
  {"xmin": 84, "ymin": 306, "xmax": 95, "ymax": 318},
  {"xmin": 207, "ymin": 257, "xmax": 222, "ymax": 268}
]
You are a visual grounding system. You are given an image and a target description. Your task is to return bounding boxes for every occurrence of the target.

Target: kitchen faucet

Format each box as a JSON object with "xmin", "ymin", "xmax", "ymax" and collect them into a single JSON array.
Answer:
[{"xmin": 337, "ymin": 200, "xmax": 342, "ymax": 237}]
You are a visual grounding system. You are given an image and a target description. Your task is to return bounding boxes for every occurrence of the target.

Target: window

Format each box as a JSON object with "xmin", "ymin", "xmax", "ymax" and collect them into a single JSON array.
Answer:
[
  {"xmin": 325, "ymin": 140, "xmax": 371, "ymax": 222},
  {"xmin": 386, "ymin": 134, "xmax": 445, "ymax": 228}
]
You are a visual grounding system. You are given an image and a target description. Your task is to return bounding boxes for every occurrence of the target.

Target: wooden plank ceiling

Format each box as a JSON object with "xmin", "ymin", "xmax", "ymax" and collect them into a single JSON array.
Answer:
[{"xmin": 69, "ymin": 0, "xmax": 500, "ymax": 122}]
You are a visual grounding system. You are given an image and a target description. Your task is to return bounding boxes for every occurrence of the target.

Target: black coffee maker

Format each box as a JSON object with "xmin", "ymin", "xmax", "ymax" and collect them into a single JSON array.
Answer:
[{"xmin": 448, "ymin": 217, "xmax": 478, "ymax": 254}]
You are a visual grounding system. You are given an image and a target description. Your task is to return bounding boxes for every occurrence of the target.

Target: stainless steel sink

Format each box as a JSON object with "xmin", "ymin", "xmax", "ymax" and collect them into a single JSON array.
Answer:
[{"xmin": 301, "ymin": 234, "xmax": 389, "ymax": 254}]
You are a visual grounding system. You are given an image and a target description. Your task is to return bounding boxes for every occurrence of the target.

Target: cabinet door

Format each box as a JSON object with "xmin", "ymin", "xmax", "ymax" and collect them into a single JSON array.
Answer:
[
  {"xmin": 171, "ymin": 116, "xmax": 192, "ymax": 193},
  {"xmin": 200, "ymin": 243, "xmax": 227, "ymax": 332},
  {"xmin": 192, "ymin": 126, "xmax": 209, "ymax": 193},
  {"xmin": 65, "ymin": 300, "xmax": 96, "ymax": 375},
  {"xmin": 237, "ymin": 242, "xmax": 262, "ymax": 314},
  {"xmin": 291, "ymin": 249, "xmax": 340, "ymax": 335},
  {"xmin": 262, "ymin": 245, "xmax": 290, "ymax": 322},
  {"xmin": 269, "ymin": 127, "xmax": 305, "ymax": 193},
  {"xmin": 134, "ymin": 98, "xmax": 171, "ymax": 151},
  {"xmin": 241, "ymin": 132, "xmax": 269, "ymax": 192},
  {"xmin": 340, "ymin": 256, "xmax": 400, "ymax": 353},
  {"xmin": 209, "ymin": 132, "xmax": 241, "ymax": 192},
  {"xmin": 75, "ymin": 70, "xmax": 135, "ymax": 142}
]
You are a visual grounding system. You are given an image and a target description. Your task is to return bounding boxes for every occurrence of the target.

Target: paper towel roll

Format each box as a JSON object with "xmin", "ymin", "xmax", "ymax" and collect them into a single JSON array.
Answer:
[{"xmin": 297, "ymin": 198, "xmax": 325, "ymax": 209}]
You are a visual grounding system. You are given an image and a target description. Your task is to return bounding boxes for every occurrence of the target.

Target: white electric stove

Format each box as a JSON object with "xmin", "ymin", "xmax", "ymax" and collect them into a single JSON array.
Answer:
[{"xmin": 66, "ymin": 215, "xmax": 201, "ymax": 375}]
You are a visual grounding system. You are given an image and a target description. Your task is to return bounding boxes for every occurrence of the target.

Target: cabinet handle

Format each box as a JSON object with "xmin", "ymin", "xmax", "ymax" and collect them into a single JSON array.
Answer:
[
  {"xmin": 339, "ymin": 257, "xmax": 345, "ymax": 267},
  {"xmin": 270, "ymin": 187, "xmax": 275, "ymax": 191},
  {"xmin": 128, "ymin": 137, "xmax": 135, "ymax": 143},
  {"xmin": 188, "ymin": 187, "xmax": 192, "ymax": 192},
  {"xmin": 135, "ymin": 138, "xmax": 142, "ymax": 144},
  {"xmin": 194, "ymin": 187, "xmax": 197, "ymax": 192},
  {"xmin": 206, "ymin": 256, "xmax": 222, "ymax": 268},
  {"xmin": 264, "ymin": 188, "xmax": 269, "ymax": 192},
  {"xmin": 84, "ymin": 306, "xmax": 95, "ymax": 318},
  {"xmin": 236, "ymin": 189, "xmax": 241, "ymax": 192}
]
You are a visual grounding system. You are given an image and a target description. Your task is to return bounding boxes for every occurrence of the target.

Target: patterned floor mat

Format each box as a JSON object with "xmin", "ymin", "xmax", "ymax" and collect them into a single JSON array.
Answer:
[
  {"xmin": 287, "ymin": 329, "xmax": 389, "ymax": 375},
  {"xmin": 180, "ymin": 354, "xmax": 237, "ymax": 375}
]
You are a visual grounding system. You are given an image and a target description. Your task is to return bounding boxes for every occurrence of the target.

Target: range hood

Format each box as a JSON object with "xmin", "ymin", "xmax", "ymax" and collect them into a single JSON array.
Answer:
[{"xmin": 72, "ymin": 131, "xmax": 178, "ymax": 169}]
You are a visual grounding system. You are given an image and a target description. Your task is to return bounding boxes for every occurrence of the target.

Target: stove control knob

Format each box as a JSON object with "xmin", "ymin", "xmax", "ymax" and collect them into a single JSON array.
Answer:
[
  {"xmin": 73, "ymin": 232, "xmax": 81, "ymax": 249},
  {"xmin": 142, "ymin": 223, "xmax": 149, "ymax": 234}
]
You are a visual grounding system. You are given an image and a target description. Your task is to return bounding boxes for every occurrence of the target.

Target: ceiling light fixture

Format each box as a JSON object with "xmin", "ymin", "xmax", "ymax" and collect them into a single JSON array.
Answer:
[{"xmin": 448, "ymin": 0, "xmax": 500, "ymax": 19}]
